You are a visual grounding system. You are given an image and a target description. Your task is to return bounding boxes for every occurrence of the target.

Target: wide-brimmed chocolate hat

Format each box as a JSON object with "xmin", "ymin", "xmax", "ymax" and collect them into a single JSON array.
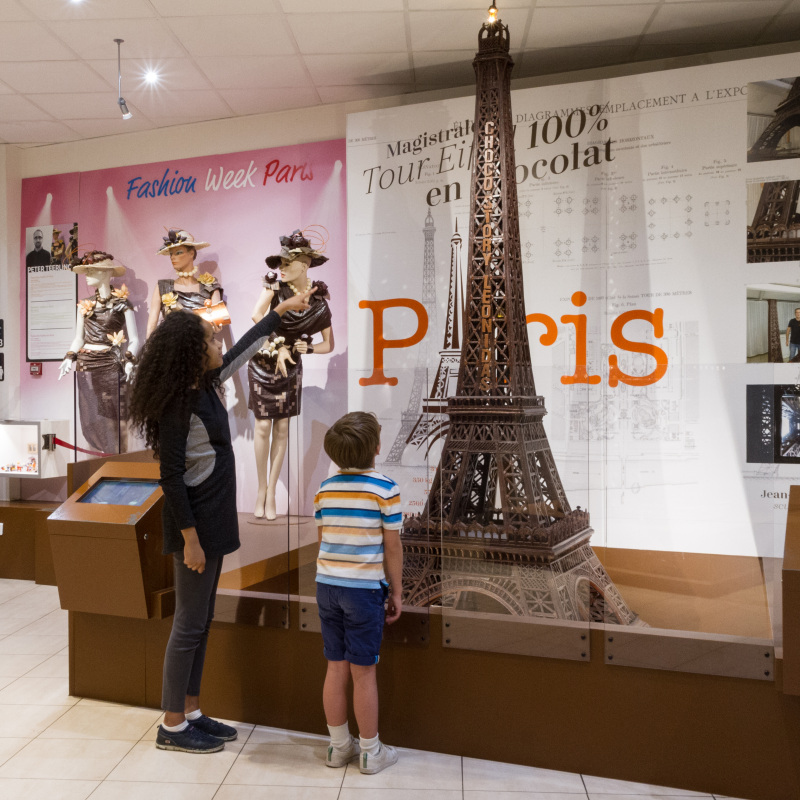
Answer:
[
  {"xmin": 72, "ymin": 250, "xmax": 126, "ymax": 276},
  {"xmin": 265, "ymin": 230, "xmax": 328, "ymax": 270},
  {"xmin": 157, "ymin": 229, "xmax": 210, "ymax": 256}
]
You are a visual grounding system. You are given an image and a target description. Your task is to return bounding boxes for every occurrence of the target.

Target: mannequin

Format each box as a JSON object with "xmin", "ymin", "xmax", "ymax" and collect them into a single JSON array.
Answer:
[
  {"xmin": 146, "ymin": 229, "xmax": 221, "ymax": 337},
  {"xmin": 248, "ymin": 230, "xmax": 334, "ymax": 519},
  {"xmin": 59, "ymin": 250, "xmax": 140, "ymax": 454}
]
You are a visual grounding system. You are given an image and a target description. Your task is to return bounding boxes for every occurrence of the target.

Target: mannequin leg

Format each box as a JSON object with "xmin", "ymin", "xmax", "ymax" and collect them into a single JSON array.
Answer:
[
  {"xmin": 265, "ymin": 417, "xmax": 290, "ymax": 521},
  {"xmin": 253, "ymin": 418, "xmax": 273, "ymax": 518}
]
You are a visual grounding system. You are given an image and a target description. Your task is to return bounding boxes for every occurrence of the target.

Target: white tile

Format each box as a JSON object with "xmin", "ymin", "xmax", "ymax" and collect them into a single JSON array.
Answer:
[
  {"xmin": 165, "ymin": 14, "xmax": 296, "ymax": 58},
  {"xmin": 0, "ymin": 634, "xmax": 68, "ymax": 655},
  {"xmin": 89, "ymin": 783, "xmax": 219, "ymax": 800},
  {"xmin": 196, "ymin": 56, "xmax": 312, "ymax": 89},
  {"xmin": 25, "ymin": 653, "xmax": 68, "ymax": 678},
  {"xmin": 223, "ymin": 742, "xmax": 343, "ymax": 787},
  {"xmin": 124, "ymin": 89, "xmax": 230, "ymax": 119},
  {"xmin": 19, "ymin": 0, "xmax": 155, "ymax": 20},
  {"xmin": 248, "ymin": 724, "xmax": 328, "ymax": 746},
  {"xmin": 0, "ymin": 653, "xmax": 50, "ymax": 678},
  {"xmin": 527, "ymin": 5, "xmax": 653, "ymax": 49},
  {"xmin": 0, "ymin": 704, "xmax": 72, "ymax": 738},
  {"xmin": 39, "ymin": 703, "xmax": 162, "ymax": 741},
  {"xmin": 24, "ymin": 92, "xmax": 134, "ymax": 120},
  {"xmin": 217, "ymin": 788, "xmax": 341, "ymax": 800},
  {"xmin": 0, "ymin": 778, "xmax": 99, "ymax": 800},
  {"xmin": 586, "ymin": 795, "xmax": 714, "ymax": 800},
  {"xmin": 15, "ymin": 609, "xmax": 67, "ymax": 637},
  {"xmin": 0, "ymin": 618, "xmax": 35, "ymax": 636},
  {"xmin": 0, "ymin": 21, "xmax": 77, "ymax": 60},
  {"xmin": 0, "ymin": 95, "xmax": 52, "ymax": 121},
  {"xmin": 0, "ymin": 676, "xmax": 17, "ymax": 691},
  {"xmin": 281, "ymin": 0, "xmax": 401, "ymax": 10},
  {"xmin": 153, "ymin": 0, "xmax": 280, "ymax": 14},
  {"xmin": 316, "ymin": 84, "xmax": 414, "ymax": 105},
  {"xmin": 466, "ymin": 794, "xmax": 589, "ymax": 800},
  {"xmin": 55, "ymin": 19, "xmax": 181, "ymax": 61},
  {"xmin": 342, "ymin": 790, "xmax": 463, "ymax": 800},
  {"xmin": 0, "ymin": 60, "xmax": 111, "ymax": 93},
  {"xmin": 0, "ymin": 1, "xmax": 32, "ymax": 22},
  {"xmin": 90, "ymin": 58, "xmax": 212, "ymax": 93},
  {"xmin": 288, "ymin": 12, "xmax": 408, "ymax": 55},
  {"xmin": 63, "ymin": 117, "xmax": 157, "ymax": 138},
  {"xmin": 463, "ymin": 757, "xmax": 586, "ymax": 793},
  {"xmin": 0, "ymin": 737, "xmax": 134, "ymax": 780},
  {"xmin": 107, "ymin": 739, "xmax": 242, "ymax": 784},
  {"xmin": 0, "ymin": 738, "xmax": 29, "ymax": 767},
  {"xmin": 305, "ymin": 54, "xmax": 412, "ymax": 86},
  {"xmin": 584, "ymin": 775, "xmax": 710, "ymax": 796},
  {"xmin": 409, "ymin": 9, "xmax": 530, "ymax": 51},
  {"xmin": 218, "ymin": 88, "xmax": 320, "ymax": 116},
  {"xmin": 342, "ymin": 748, "xmax": 462, "ymax": 791},
  {"xmin": 0, "ymin": 677, "xmax": 78, "ymax": 706},
  {"xmin": 413, "ymin": 50, "xmax": 477, "ymax": 86},
  {"xmin": 0, "ymin": 581, "xmax": 36, "ymax": 603}
]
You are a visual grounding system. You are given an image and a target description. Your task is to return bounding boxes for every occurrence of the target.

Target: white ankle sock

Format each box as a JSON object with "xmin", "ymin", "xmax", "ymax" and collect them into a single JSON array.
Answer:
[
  {"xmin": 359, "ymin": 733, "xmax": 380, "ymax": 756},
  {"xmin": 162, "ymin": 720, "xmax": 189, "ymax": 733},
  {"xmin": 327, "ymin": 722, "xmax": 351, "ymax": 749},
  {"xmin": 186, "ymin": 709, "xmax": 203, "ymax": 721}
]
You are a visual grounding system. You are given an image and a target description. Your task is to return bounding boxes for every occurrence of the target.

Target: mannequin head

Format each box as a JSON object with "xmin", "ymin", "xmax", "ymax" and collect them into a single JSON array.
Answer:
[
  {"xmin": 83, "ymin": 266, "xmax": 112, "ymax": 290},
  {"xmin": 279, "ymin": 254, "xmax": 312, "ymax": 285},
  {"xmin": 170, "ymin": 245, "xmax": 197, "ymax": 276}
]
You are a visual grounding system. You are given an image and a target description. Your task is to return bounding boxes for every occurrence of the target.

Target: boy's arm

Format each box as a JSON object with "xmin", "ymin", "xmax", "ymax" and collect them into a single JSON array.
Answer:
[{"xmin": 383, "ymin": 529, "xmax": 403, "ymax": 624}]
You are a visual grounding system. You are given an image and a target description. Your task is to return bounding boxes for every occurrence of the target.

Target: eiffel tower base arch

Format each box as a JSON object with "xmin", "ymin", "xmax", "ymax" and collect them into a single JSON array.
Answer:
[{"xmin": 402, "ymin": 543, "xmax": 643, "ymax": 625}]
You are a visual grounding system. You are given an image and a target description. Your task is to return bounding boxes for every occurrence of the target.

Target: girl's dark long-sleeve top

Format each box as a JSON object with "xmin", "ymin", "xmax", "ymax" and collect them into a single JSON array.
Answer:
[{"xmin": 158, "ymin": 310, "xmax": 281, "ymax": 557}]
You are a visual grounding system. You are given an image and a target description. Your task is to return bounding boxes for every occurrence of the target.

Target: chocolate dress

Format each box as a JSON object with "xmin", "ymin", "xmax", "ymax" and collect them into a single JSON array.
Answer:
[
  {"xmin": 247, "ymin": 279, "xmax": 332, "ymax": 419},
  {"xmin": 157, "ymin": 278, "xmax": 222, "ymax": 316},
  {"xmin": 75, "ymin": 292, "xmax": 132, "ymax": 454}
]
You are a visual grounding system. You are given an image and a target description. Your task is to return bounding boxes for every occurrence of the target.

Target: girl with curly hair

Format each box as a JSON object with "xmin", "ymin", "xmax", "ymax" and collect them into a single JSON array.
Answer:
[{"xmin": 130, "ymin": 285, "xmax": 315, "ymax": 754}]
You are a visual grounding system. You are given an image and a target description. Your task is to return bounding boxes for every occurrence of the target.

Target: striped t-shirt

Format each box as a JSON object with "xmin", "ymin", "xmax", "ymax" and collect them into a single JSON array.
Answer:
[{"xmin": 314, "ymin": 469, "xmax": 402, "ymax": 589}]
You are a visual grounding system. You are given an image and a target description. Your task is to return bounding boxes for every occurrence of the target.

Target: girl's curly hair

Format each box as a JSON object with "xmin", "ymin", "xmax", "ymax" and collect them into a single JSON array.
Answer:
[{"xmin": 129, "ymin": 311, "xmax": 211, "ymax": 458}]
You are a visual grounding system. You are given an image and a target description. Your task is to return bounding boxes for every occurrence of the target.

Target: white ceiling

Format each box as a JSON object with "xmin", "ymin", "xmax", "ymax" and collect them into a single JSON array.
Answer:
[{"xmin": 1, "ymin": 0, "xmax": 799, "ymax": 146}]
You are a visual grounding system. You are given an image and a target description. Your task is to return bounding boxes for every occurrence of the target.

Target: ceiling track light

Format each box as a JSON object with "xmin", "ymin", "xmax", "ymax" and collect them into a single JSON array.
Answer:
[{"xmin": 114, "ymin": 38, "xmax": 132, "ymax": 120}]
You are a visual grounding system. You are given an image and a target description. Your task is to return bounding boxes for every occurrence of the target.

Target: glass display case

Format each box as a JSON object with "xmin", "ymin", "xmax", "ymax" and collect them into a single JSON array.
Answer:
[{"xmin": 0, "ymin": 419, "xmax": 71, "ymax": 478}]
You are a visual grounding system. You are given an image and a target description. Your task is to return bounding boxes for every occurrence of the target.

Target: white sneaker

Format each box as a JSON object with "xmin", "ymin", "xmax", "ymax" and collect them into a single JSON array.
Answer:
[
  {"xmin": 326, "ymin": 735, "xmax": 360, "ymax": 768},
  {"xmin": 359, "ymin": 743, "xmax": 398, "ymax": 774}
]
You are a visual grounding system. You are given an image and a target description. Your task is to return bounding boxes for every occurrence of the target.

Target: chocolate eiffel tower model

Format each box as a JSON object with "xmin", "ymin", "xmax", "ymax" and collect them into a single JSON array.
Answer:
[
  {"xmin": 749, "ymin": 78, "xmax": 800, "ymax": 161},
  {"xmin": 747, "ymin": 180, "xmax": 800, "ymax": 263},
  {"xmin": 402, "ymin": 6, "xmax": 641, "ymax": 623}
]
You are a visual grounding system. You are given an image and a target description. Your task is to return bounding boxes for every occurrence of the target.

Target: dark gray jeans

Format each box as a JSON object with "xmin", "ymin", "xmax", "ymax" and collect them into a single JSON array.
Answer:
[{"xmin": 162, "ymin": 553, "xmax": 223, "ymax": 713}]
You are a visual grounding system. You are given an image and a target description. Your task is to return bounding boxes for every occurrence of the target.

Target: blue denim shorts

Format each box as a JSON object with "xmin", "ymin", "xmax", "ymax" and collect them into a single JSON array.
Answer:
[{"xmin": 316, "ymin": 582, "xmax": 387, "ymax": 666}]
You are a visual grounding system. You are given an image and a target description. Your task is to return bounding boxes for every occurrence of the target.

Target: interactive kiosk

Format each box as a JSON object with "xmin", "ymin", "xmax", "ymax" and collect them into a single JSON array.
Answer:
[{"xmin": 48, "ymin": 461, "xmax": 173, "ymax": 619}]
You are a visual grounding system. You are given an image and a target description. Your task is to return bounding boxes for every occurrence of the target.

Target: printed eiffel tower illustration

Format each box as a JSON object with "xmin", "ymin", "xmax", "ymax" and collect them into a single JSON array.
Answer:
[
  {"xmin": 401, "ymin": 7, "xmax": 642, "ymax": 624},
  {"xmin": 749, "ymin": 78, "xmax": 800, "ymax": 161},
  {"xmin": 747, "ymin": 180, "xmax": 800, "ymax": 263},
  {"xmin": 384, "ymin": 211, "xmax": 438, "ymax": 464},
  {"xmin": 406, "ymin": 221, "xmax": 465, "ymax": 456}
]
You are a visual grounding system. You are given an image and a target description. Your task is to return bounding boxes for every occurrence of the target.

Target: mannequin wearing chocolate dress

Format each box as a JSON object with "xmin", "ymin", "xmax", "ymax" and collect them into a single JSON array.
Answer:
[
  {"xmin": 146, "ymin": 230, "xmax": 221, "ymax": 337},
  {"xmin": 248, "ymin": 246, "xmax": 333, "ymax": 520},
  {"xmin": 59, "ymin": 252, "xmax": 140, "ymax": 454}
]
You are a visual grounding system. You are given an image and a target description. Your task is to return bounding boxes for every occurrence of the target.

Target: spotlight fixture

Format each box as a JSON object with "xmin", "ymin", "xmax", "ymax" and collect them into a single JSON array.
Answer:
[
  {"xmin": 114, "ymin": 38, "xmax": 132, "ymax": 120},
  {"xmin": 487, "ymin": 4, "xmax": 498, "ymax": 23}
]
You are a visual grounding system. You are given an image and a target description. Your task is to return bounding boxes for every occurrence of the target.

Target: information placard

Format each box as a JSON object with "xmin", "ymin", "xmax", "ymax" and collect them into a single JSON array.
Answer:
[{"xmin": 26, "ymin": 262, "xmax": 76, "ymax": 362}]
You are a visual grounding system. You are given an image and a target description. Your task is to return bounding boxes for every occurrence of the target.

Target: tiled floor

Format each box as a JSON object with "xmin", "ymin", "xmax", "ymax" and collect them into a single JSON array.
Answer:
[{"xmin": 0, "ymin": 578, "xmax": 749, "ymax": 800}]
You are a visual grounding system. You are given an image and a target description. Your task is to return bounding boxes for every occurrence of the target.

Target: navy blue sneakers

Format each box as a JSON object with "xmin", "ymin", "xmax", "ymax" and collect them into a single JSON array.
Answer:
[
  {"xmin": 155, "ymin": 723, "xmax": 224, "ymax": 753},
  {"xmin": 189, "ymin": 714, "xmax": 238, "ymax": 741}
]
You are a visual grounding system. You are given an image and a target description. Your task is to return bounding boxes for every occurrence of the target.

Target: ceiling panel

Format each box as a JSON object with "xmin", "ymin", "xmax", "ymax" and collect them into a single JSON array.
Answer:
[
  {"xmin": 124, "ymin": 88, "xmax": 231, "ymax": 120},
  {"xmin": 19, "ymin": 0, "xmax": 156, "ymax": 20},
  {"xmin": 91, "ymin": 58, "xmax": 212, "ymax": 93},
  {"xmin": 27, "ymin": 91, "xmax": 134, "ymax": 120},
  {"xmin": 151, "ymin": 0, "xmax": 280, "ymax": 16},
  {"xmin": 287, "ymin": 12, "xmax": 408, "ymax": 55},
  {"xmin": 304, "ymin": 54, "xmax": 413, "ymax": 86},
  {"xmin": 0, "ymin": 61, "xmax": 111, "ymax": 94},
  {"xmin": 63, "ymin": 116, "xmax": 157, "ymax": 138},
  {"xmin": 53, "ymin": 19, "xmax": 180, "ymax": 60},
  {"xmin": 218, "ymin": 86, "xmax": 321, "ymax": 116},
  {"xmin": 523, "ymin": 45, "xmax": 636, "ymax": 75},
  {"xmin": 0, "ymin": 0, "xmax": 33, "ymax": 22},
  {"xmin": 528, "ymin": 4, "xmax": 656, "ymax": 49},
  {"xmin": 195, "ymin": 56, "xmax": 313, "ymax": 90},
  {"xmin": 164, "ymin": 14, "xmax": 296, "ymax": 58},
  {"xmin": 409, "ymin": 9, "xmax": 530, "ymax": 51},
  {"xmin": 0, "ymin": 94, "xmax": 56, "ymax": 121},
  {"xmin": 0, "ymin": 21, "xmax": 78, "ymax": 61},
  {"xmin": 0, "ymin": 120, "xmax": 83, "ymax": 143},
  {"xmin": 280, "ymin": 0, "xmax": 403, "ymax": 11},
  {"xmin": 316, "ymin": 84, "xmax": 416, "ymax": 104}
]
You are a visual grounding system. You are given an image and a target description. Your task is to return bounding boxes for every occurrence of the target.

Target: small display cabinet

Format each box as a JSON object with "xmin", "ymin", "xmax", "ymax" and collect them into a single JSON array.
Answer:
[
  {"xmin": 48, "ymin": 461, "xmax": 173, "ymax": 619},
  {"xmin": 0, "ymin": 419, "xmax": 71, "ymax": 478}
]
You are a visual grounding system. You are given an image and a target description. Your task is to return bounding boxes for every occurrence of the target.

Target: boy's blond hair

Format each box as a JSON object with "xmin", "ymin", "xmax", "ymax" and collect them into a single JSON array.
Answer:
[{"xmin": 324, "ymin": 411, "xmax": 380, "ymax": 469}]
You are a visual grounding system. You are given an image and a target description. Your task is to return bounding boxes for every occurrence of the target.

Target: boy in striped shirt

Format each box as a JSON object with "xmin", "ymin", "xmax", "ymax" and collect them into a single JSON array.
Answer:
[{"xmin": 314, "ymin": 411, "xmax": 403, "ymax": 775}]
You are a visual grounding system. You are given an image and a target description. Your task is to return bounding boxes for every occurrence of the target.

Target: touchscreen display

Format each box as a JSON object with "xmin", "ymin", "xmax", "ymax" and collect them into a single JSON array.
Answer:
[{"xmin": 78, "ymin": 479, "xmax": 160, "ymax": 506}]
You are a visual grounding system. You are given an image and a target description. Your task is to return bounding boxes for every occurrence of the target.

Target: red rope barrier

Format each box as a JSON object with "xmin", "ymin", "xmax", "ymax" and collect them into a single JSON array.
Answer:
[{"xmin": 53, "ymin": 437, "xmax": 113, "ymax": 458}]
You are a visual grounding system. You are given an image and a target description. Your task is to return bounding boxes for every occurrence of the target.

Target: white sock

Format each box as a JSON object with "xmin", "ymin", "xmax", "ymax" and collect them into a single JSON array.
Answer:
[
  {"xmin": 161, "ymin": 720, "xmax": 189, "ymax": 732},
  {"xmin": 186, "ymin": 709, "xmax": 203, "ymax": 721},
  {"xmin": 328, "ymin": 722, "xmax": 351, "ymax": 749},
  {"xmin": 359, "ymin": 733, "xmax": 381, "ymax": 756}
]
